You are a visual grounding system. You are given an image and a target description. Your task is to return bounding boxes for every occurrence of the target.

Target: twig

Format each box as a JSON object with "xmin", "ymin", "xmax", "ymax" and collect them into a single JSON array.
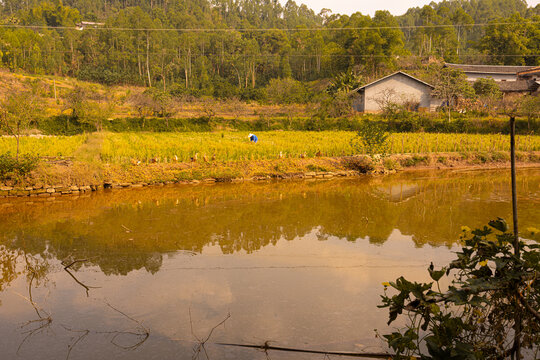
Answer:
[
  {"xmin": 103, "ymin": 300, "xmax": 150, "ymax": 350},
  {"xmin": 63, "ymin": 259, "xmax": 88, "ymax": 270},
  {"xmin": 61, "ymin": 325, "xmax": 90, "ymax": 360},
  {"xmin": 190, "ymin": 309, "xmax": 231, "ymax": 360},
  {"xmin": 517, "ymin": 291, "xmax": 540, "ymax": 321},
  {"xmin": 216, "ymin": 343, "xmax": 396, "ymax": 359},
  {"xmin": 13, "ymin": 290, "xmax": 52, "ymax": 354},
  {"xmin": 64, "ymin": 267, "xmax": 100, "ymax": 297}
]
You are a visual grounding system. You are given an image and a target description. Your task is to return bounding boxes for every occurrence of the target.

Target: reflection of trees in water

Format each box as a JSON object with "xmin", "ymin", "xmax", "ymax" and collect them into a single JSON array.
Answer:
[
  {"xmin": 0, "ymin": 170, "xmax": 538, "ymax": 278},
  {"xmin": 0, "ymin": 246, "xmax": 19, "ymax": 295},
  {"xmin": 0, "ymin": 247, "xmax": 150, "ymax": 359}
]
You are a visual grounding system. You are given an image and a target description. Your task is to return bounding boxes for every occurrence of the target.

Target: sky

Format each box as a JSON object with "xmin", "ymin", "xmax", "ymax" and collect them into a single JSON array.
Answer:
[{"xmin": 292, "ymin": 0, "xmax": 540, "ymax": 16}]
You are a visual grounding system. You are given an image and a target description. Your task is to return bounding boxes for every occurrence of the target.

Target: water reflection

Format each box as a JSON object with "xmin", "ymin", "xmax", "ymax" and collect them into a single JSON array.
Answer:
[
  {"xmin": 1, "ymin": 169, "xmax": 538, "ymax": 277},
  {"xmin": 0, "ymin": 168, "xmax": 538, "ymax": 359}
]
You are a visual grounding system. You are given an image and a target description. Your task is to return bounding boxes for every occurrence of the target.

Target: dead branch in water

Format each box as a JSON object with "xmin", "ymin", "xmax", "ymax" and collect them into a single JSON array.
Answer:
[
  {"xmin": 61, "ymin": 326, "xmax": 90, "ymax": 360},
  {"xmin": 217, "ymin": 342, "xmax": 396, "ymax": 359},
  {"xmin": 103, "ymin": 300, "xmax": 150, "ymax": 350},
  {"xmin": 190, "ymin": 308, "xmax": 231, "ymax": 360},
  {"xmin": 14, "ymin": 273, "xmax": 53, "ymax": 355},
  {"xmin": 61, "ymin": 258, "xmax": 100, "ymax": 296},
  {"xmin": 59, "ymin": 301, "xmax": 150, "ymax": 359},
  {"xmin": 63, "ymin": 259, "xmax": 88, "ymax": 270},
  {"xmin": 64, "ymin": 266, "xmax": 100, "ymax": 297}
]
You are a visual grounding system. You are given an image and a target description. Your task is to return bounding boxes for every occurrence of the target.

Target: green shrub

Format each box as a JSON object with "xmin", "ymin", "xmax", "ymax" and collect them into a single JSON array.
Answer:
[
  {"xmin": 306, "ymin": 164, "xmax": 328, "ymax": 172},
  {"xmin": 379, "ymin": 219, "xmax": 540, "ymax": 359},
  {"xmin": 341, "ymin": 156, "xmax": 374, "ymax": 173},
  {"xmin": 474, "ymin": 152, "xmax": 490, "ymax": 163},
  {"xmin": 383, "ymin": 158, "xmax": 400, "ymax": 170},
  {"xmin": 0, "ymin": 153, "xmax": 40, "ymax": 180},
  {"xmin": 437, "ymin": 156, "xmax": 448, "ymax": 165},
  {"xmin": 352, "ymin": 121, "xmax": 390, "ymax": 155},
  {"xmin": 401, "ymin": 155, "xmax": 428, "ymax": 167},
  {"xmin": 264, "ymin": 78, "xmax": 311, "ymax": 104}
]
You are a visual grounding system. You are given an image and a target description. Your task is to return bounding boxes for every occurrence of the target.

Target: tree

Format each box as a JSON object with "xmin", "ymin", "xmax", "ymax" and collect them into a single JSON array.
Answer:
[
  {"xmin": 479, "ymin": 13, "xmax": 539, "ymax": 66},
  {"xmin": 0, "ymin": 91, "xmax": 41, "ymax": 161},
  {"xmin": 473, "ymin": 77, "xmax": 502, "ymax": 115},
  {"xmin": 451, "ymin": 8, "xmax": 474, "ymax": 57},
  {"xmin": 519, "ymin": 95, "xmax": 540, "ymax": 130},
  {"xmin": 143, "ymin": 88, "xmax": 172, "ymax": 118},
  {"xmin": 63, "ymin": 86, "xmax": 87, "ymax": 120},
  {"xmin": 432, "ymin": 67, "xmax": 474, "ymax": 121},
  {"xmin": 264, "ymin": 78, "xmax": 310, "ymax": 104},
  {"xmin": 326, "ymin": 70, "xmax": 362, "ymax": 96},
  {"xmin": 78, "ymin": 98, "xmax": 115, "ymax": 132}
]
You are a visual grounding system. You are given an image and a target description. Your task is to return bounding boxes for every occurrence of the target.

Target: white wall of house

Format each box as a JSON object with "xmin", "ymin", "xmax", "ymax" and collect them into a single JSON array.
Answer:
[
  {"xmin": 464, "ymin": 73, "xmax": 517, "ymax": 82},
  {"xmin": 358, "ymin": 73, "xmax": 433, "ymax": 112}
]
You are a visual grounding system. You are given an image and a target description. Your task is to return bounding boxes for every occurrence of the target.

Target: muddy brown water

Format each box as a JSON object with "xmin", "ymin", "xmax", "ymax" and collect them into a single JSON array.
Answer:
[{"xmin": 0, "ymin": 168, "xmax": 539, "ymax": 360}]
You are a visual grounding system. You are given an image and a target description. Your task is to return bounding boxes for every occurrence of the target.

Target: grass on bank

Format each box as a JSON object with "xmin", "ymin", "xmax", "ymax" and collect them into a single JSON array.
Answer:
[
  {"xmin": 100, "ymin": 132, "xmax": 540, "ymax": 164},
  {"xmin": 0, "ymin": 134, "xmax": 87, "ymax": 158},
  {"xmin": 1, "ymin": 131, "xmax": 539, "ymax": 186},
  {"xmin": 0, "ymin": 131, "xmax": 538, "ymax": 165}
]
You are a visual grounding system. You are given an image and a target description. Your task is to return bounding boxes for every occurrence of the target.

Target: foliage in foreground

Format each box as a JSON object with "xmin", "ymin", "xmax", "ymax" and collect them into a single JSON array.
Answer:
[{"xmin": 379, "ymin": 219, "xmax": 540, "ymax": 359}]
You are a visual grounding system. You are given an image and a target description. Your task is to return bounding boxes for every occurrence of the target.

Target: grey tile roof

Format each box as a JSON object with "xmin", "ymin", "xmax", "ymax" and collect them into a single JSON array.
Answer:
[
  {"xmin": 517, "ymin": 66, "xmax": 540, "ymax": 77},
  {"xmin": 445, "ymin": 63, "xmax": 535, "ymax": 74},
  {"xmin": 498, "ymin": 80, "xmax": 538, "ymax": 92},
  {"xmin": 353, "ymin": 71, "xmax": 434, "ymax": 92}
]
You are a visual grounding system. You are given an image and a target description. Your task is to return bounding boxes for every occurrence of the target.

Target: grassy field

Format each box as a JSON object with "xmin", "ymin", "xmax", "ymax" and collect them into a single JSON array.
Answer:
[
  {"xmin": 100, "ymin": 132, "xmax": 540, "ymax": 163},
  {"xmin": 0, "ymin": 131, "xmax": 539, "ymax": 164},
  {"xmin": 0, "ymin": 134, "xmax": 87, "ymax": 157}
]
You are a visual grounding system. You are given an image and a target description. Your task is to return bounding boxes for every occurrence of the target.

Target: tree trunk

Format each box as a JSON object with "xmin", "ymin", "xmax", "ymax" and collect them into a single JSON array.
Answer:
[
  {"xmin": 16, "ymin": 123, "xmax": 20, "ymax": 161},
  {"xmin": 251, "ymin": 62, "xmax": 256, "ymax": 88},
  {"xmin": 137, "ymin": 44, "xmax": 142, "ymax": 80},
  {"xmin": 146, "ymin": 33, "xmax": 152, "ymax": 87}
]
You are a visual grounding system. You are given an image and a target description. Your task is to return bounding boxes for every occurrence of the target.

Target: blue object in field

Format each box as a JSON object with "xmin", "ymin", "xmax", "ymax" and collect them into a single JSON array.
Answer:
[{"xmin": 249, "ymin": 133, "xmax": 258, "ymax": 143}]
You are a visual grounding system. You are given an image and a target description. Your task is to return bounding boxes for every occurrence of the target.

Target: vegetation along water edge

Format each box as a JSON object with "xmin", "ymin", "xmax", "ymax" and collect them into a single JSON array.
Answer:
[{"xmin": 0, "ymin": 131, "xmax": 539, "ymax": 199}]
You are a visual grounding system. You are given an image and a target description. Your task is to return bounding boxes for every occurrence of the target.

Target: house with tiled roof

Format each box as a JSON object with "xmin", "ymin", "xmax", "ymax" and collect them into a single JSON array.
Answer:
[
  {"xmin": 444, "ymin": 63, "xmax": 535, "ymax": 82},
  {"xmin": 445, "ymin": 63, "xmax": 539, "ymax": 95},
  {"xmin": 352, "ymin": 71, "xmax": 441, "ymax": 113}
]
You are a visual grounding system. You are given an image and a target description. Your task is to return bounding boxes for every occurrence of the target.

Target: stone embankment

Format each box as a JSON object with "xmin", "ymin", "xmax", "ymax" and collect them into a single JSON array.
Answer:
[{"xmin": 0, "ymin": 170, "xmax": 358, "ymax": 199}]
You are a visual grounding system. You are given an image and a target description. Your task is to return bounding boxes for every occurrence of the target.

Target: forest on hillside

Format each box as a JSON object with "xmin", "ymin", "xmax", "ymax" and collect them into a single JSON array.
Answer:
[{"xmin": 0, "ymin": 0, "xmax": 538, "ymax": 98}]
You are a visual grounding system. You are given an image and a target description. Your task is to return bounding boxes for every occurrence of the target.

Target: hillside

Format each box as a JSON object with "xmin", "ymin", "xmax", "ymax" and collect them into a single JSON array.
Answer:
[
  {"xmin": 0, "ymin": 0, "xmax": 538, "ymax": 98},
  {"xmin": 0, "ymin": 69, "xmax": 309, "ymax": 120}
]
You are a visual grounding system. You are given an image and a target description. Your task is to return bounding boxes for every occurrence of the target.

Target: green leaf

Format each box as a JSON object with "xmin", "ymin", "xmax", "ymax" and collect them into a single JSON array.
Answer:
[
  {"xmin": 428, "ymin": 262, "xmax": 446, "ymax": 282},
  {"xmin": 488, "ymin": 218, "xmax": 508, "ymax": 233}
]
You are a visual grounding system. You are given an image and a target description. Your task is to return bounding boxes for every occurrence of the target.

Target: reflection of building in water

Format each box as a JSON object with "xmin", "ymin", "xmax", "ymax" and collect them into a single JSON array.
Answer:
[{"xmin": 376, "ymin": 183, "xmax": 421, "ymax": 203}]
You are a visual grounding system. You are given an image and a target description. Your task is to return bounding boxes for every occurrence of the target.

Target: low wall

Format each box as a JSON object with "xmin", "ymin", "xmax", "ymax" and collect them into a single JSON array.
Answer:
[{"xmin": 0, "ymin": 170, "xmax": 358, "ymax": 199}]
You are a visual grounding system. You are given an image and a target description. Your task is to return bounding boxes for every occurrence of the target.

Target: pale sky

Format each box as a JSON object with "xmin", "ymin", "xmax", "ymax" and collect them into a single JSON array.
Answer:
[{"xmin": 292, "ymin": 0, "xmax": 540, "ymax": 16}]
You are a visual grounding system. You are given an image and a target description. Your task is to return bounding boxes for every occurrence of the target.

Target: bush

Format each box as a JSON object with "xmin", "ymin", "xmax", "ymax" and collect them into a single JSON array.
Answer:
[
  {"xmin": 379, "ymin": 219, "xmax": 540, "ymax": 359},
  {"xmin": 341, "ymin": 156, "xmax": 374, "ymax": 173},
  {"xmin": 0, "ymin": 153, "xmax": 40, "ymax": 180},
  {"xmin": 239, "ymin": 87, "xmax": 265, "ymax": 102},
  {"xmin": 212, "ymin": 79, "xmax": 239, "ymax": 99},
  {"xmin": 77, "ymin": 66, "xmax": 134, "ymax": 85},
  {"xmin": 352, "ymin": 121, "xmax": 390, "ymax": 155},
  {"xmin": 38, "ymin": 115, "xmax": 96, "ymax": 135},
  {"xmin": 264, "ymin": 78, "xmax": 311, "ymax": 104},
  {"xmin": 401, "ymin": 155, "xmax": 428, "ymax": 167}
]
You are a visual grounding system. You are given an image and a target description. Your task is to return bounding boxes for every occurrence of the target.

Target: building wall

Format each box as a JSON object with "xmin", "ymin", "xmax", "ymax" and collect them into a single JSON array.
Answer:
[
  {"xmin": 465, "ymin": 73, "xmax": 517, "ymax": 82},
  {"xmin": 360, "ymin": 73, "xmax": 433, "ymax": 112}
]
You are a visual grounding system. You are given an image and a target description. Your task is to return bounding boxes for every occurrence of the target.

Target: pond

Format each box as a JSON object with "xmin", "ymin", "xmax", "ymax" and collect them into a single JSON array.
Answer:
[{"xmin": 0, "ymin": 168, "xmax": 539, "ymax": 359}]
